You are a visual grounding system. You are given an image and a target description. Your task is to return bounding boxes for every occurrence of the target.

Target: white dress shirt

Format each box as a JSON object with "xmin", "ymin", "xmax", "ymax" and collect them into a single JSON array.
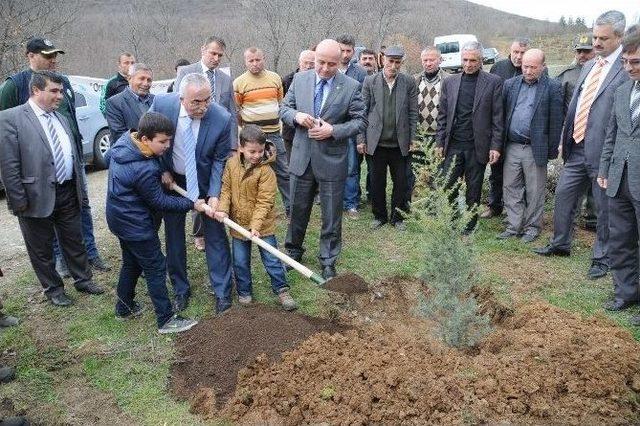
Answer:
[
  {"xmin": 28, "ymin": 99, "xmax": 73, "ymax": 181},
  {"xmin": 576, "ymin": 45, "xmax": 622, "ymax": 110},
  {"xmin": 172, "ymin": 104, "xmax": 201, "ymax": 175}
]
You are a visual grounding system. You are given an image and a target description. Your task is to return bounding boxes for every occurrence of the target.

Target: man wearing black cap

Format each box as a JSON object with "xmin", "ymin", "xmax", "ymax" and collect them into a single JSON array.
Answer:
[
  {"xmin": 0, "ymin": 38, "xmax": 110, "ymax": 276},
  {"xmin": 359, "ymin": 46, "xmax": 418, "ymax": 231},
  {"xmin": 557, "ymin": 35, "xmax": 596, "ymax": 113}
]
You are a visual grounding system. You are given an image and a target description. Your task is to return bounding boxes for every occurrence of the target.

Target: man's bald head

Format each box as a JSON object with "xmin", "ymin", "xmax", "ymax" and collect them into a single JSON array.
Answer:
[
  {"xmin": 522, "ymin": 48, "xmax": 545, "ymax": 83},
  {"xmin": 298, "ymin": 50, "xmax": 315, "ymax": 71},
  {"xmin": 315, "ymin": 39, "xmax": 341, "ymax": 79}
]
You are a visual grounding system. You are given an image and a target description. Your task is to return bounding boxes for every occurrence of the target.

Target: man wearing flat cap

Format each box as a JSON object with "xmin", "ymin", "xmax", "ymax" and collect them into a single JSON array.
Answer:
[
  {"xmin": 0, "ymin": 37, "xmax": 110, "ymax": 278},
  {"xmin": 359, "ymin": 46, "xmax": 418, "ymax": 231}
]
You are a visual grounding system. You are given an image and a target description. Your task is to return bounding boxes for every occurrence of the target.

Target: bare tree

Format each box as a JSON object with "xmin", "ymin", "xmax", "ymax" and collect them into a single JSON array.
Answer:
[{"xmin": 0, "ymin": 0, "xmax": 80, "ymax": 77}]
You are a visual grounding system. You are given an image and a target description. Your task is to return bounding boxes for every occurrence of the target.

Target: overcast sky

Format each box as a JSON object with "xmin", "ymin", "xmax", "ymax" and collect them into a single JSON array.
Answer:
[{"xmin": 468, "ymin": 1, "xmax": 639, "ymax": 26}]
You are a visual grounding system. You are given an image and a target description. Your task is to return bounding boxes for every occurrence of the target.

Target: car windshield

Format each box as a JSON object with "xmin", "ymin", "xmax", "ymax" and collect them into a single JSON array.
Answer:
[{"xmin": 436, "ymin": 42, "xmax": 460, "ymax": 55}]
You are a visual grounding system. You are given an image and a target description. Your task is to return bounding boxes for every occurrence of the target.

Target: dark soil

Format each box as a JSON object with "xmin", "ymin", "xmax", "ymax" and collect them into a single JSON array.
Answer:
[
  {"xmin": 322, "ymin": 272, "xmax": 369, "ymax": 294},
  {"xmin": 170, "ymin": 304, "xmax": 345, "ymax": 414}
]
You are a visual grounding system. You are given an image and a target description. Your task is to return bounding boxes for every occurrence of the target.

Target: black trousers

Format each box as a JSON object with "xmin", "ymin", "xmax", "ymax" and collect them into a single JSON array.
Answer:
[
  {"xmin": 608, "ymin": 166, "xmax": 640, "ymax": 303},
  {"xmin": 442, "ymin": 147, "xmax": 485, "ymax": 231},
  {"xmin": 487, "ymin": 159, "xmax": 504, "ymax": 213},
  {"xmin": 18, "ymin": 181, "xmax": 92, "ymax": 296},
  {"xmin": 370, "ymin": 146, "xmax": 409, "ymax": 224}
]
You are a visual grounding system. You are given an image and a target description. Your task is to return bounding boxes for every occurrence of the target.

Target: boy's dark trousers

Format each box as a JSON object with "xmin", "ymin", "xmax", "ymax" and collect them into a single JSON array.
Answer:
[
  {"xmin": 116, "ymin": 237, "xmax": 173, "ymax": 327},
  {"xmin": 232, "ymin": 235, "xmax": 288, "ymax": 296}
]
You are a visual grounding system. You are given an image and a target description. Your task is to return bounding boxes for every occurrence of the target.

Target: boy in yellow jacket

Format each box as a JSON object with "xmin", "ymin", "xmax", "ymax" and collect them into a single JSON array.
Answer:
[{"xmin": 215, "ymin": 125, "xmax": 296, "ymax": 310}]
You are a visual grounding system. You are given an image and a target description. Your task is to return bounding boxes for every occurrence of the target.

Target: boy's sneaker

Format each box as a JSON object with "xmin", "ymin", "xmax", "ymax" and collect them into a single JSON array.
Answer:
[
  {"xmin": 238, "ymin": 295, "xmax": 252, "ymax": 306},
  {"xmin": 158, "ymin": 315, "xmax": 198, "ymax": 334},
  {"xmin": 278, "ymin": 291, "xmax": 297, "ymax": 311},
  {"xmin": 115, "ymin": 301, "xmax": 145, "ymax": 321}
]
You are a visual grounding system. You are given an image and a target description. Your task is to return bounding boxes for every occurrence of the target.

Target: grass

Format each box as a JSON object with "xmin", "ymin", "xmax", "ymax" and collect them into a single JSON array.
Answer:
[{"xmin": 1, "ymin": 174, "xmax": 639, "ymax": 424}]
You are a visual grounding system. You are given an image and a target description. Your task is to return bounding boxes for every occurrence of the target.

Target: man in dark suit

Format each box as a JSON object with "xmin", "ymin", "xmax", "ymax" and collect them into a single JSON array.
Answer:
[
  {"xmin": 337, "ymin": 34, "xmax": 368, "ymax": 217},
  {"xmin": 436, "ymin": 41, "xmax": 504, "ymax": 233},
  {"xmin": 280, "ymin": 39, "xmax": 367, "ymax": 279},
  {"xmin": 534, "ymin": 10, "xmax": 629, "ymax": 281},
  {"xmin": 498, "ymin": 49, "xmax": 563, "ymax": 243},
  {"xmin": 105, "ymin": 63, "xmax": 154, "ymax": 143},
  {"xmin": 173, "ymin": 36, "xmax": 237, "ymax": 251},
  {"xmin": 359, "ymin": 46, "xmax": 418, "ymax": 230},
  {"xmin": 0, "ymin": 71, "xmax": 104, "ymax": 306},
  {"xmin": 597, "ymin": 30, "xmax": 640, "ymax": 316},
  {"xmin": 0, "ymin": 38, "xmax": 109, "ymax": 277},
  {"xmin": 149, "ymin": 73, "xmax": 233, "ymax": 314}
]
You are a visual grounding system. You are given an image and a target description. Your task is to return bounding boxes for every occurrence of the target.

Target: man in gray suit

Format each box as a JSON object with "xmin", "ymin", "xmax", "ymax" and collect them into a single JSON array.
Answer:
[
  {"xmin": 436, "ymin": 41, "xmax": 504, "ymax": 233},
  {"xmin": 534, "ymin": 10, "xmax": 629, "ymax": 281},
  {"xmin": 0, "ymin": 71, "xmax": 104, "ymax": 306},
  {"xmin": 359, "ymin": 46, "xmax": 418, "ymax": 230},
  {"xmin": 174, "ymin": 36, "xmax": 237, "ymax": 251},
  {"xmin": 105, "ymin": 63, "xmax": 154, "ymax": 143},
  {"xmin": 280, "ymin": 39, "xmax": 367, "ymax": 279},
  {"xmin": 597, "ymin": 30, "xmax": 640, "ymax": 315}
]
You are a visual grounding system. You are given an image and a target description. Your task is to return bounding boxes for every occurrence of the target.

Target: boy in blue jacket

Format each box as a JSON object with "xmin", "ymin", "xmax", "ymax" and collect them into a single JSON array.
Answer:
[{"xmin": 106, "ymin": 112, "xmax": 206, "ymax": 334}]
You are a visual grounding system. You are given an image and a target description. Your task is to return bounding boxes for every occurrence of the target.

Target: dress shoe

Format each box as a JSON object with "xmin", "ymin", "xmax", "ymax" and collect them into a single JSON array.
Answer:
[
  {"xmin": 285, "ymin": 255, "xmax": 302, "ymax": 271},
  {"xmin": 55, "ymin": 257, "xmax": 71, "ymax": 278},
  {"xmin": 0, "ymin": 415, "xmax": 30, "ymax": 426},
  {"xmin": 322, "ymin": 265, "xmax": 337, "ymax": 280},
  {"xmin": 216, "ymin": 298, "xmax": 232, "ymax": 315},
  {"xmin": 603, "ymin": 299, "xmax": 636, "ymax": 311},
  {"xmin": 89, "ymin": 256, "xmax": 111, "ymax": 272},
  {"xmin": 48, "ymin": 292, "xmax": 73, "ymax": 307},
  {"xmin": 75, "ymin": 282, "xmax": 105, "ymax": 295},
  {"xmin": 0, "ymin": 314, "xmax": 19, "ymax": 328},
  {"xmin": 532, "ymin": 245, "xmax": 570, "ymax": 257},
  {"xmin": 480, "ymin": 208, "xmax": 498, "ymax": 219},
  {"xmin": 496, "ymin": 230, "xmax": 519, "ymax": 240},
  {"xmin": 587, "ymin": 262, "xmax": 608, "ymax": 280},
  {"xmin": 370, "ymin": 219, "xmax": 386, "ymax": 230},
  {"xmin": 173, "ymin": 294, "xmax": 190, "ymax": 312},
  {"xmin": 0, "ymin": 365, "xmax": 16, "ymax": 383},
  {"xmin": 521, "ymin": 233, "xmax": 538, "ymax": 243}
]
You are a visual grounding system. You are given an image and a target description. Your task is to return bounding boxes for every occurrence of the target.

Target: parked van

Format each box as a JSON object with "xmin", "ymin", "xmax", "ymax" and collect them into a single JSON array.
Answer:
[{"xmin": 433, "ymin": 34, "xmax": 478, "ymax": 73}]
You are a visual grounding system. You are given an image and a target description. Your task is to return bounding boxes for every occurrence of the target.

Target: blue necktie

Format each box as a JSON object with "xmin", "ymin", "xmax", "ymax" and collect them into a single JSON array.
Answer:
[
  {"xmin": 631, "ymin": 82, "xmax": 640, "ymax": 128},
  {"xmin": 43, "ymin": 113, "xmax": 67, "ymax": 183},
  {"xmin": 183, "ymin": 118, "xmax": 199, "ymax": 202},
  {"xmin": 314, "ymin": 78, "xmax": 327, "ymax": 117}
]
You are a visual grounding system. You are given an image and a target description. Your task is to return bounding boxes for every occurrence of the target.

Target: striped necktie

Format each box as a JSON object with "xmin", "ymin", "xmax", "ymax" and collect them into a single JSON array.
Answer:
[
  {"xmin": 631, "ymin": 82, "xmax": 640, "ymax": 128},
  {"xmin": 43, "ymin": 113, "xmax": 67, "ymax": 183},
  {"xmin": 183, "ymin": 118, "xmax": 199, "ymax": 201},
  {"xmin": 573, "ymin": 58, "xmax": 606, "ymax": 143},
  {"xmin": 206, "ymin": 69, "xmax": 217, "ymax": 101}
]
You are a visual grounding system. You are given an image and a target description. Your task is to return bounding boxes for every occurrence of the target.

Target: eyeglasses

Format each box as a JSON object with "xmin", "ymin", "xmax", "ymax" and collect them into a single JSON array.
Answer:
[{"xmin": 621, "ymin": 58, "xmax": 640, "ymax": 66}]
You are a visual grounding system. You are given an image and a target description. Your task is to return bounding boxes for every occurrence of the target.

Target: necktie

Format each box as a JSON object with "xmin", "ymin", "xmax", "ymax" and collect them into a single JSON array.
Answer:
[
  {"xmin": 207, "ymin": 69, "xmax": 217, "ymax": 101},
  {"xmin": 43, "ymin": 113, "xmax": 67, "ymax": 183},
  {"xmin": 573, "ymin": 58, "xmax": 606, "ymax": 143},
  {"xmin": 183, "ymin": 118, "xmax": 199, "ymax": 202},
  {"xmin": 631, "ymin": 82, "xmax": 640, "ymax": 128},
  {"xmin": 314, "ymin": 78, "xmax": 327, "ymax": 117}
]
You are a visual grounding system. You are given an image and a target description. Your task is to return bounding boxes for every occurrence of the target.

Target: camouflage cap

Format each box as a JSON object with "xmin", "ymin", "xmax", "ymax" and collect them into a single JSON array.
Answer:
[{"xmin": 573, "ymin": 34, "xmax": 593, "ymax": 50}]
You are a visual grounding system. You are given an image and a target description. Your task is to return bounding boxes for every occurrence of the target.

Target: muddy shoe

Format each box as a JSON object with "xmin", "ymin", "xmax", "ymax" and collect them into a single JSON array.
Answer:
[
  {"xmin": 278, "ymin": 291, "xmax": 297, "ymax": 311},
  {"xmin": 0, "ymin": 314, "xmax": 19, "ymax": 328},
  {"xmin": 158, "ymin": 315, "xmax": 198, "ymax": 334},
  {"xmin": 0, "ymin": 416, "xmax": 30, "ymax": 426},
  {"xmin": 0, "ymin": 365, "xmax": 16, "ymax": 384},
  {"xmin": 238, "ymin": 295, "xmax": 252, "ymax": 306},
  {"xmin": 115, "ymin": 301, "xmax": 145, "ymax": 321}
]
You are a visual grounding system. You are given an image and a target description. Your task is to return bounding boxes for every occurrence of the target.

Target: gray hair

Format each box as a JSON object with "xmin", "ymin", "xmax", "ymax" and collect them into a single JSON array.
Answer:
[
  {"xmin": 298, "ymin": 49, "xmax": 314, "ymax": 61},
  {"xmin": 595, "ymin": 10, "xmax": 626, "ymax": 37},
  {"xmin": 128, "ymin": 62, "xmax": 153, "ymax": 77},
  {"xmin": 461, "ymin": 41, "xmax": 484, "ymax": 57},
  {"xmin": 178, "ymin": 72, "xmax": 210, "ymax": 97},
  {"xmin": 421, "ymin": 46, "xmax": 442, "ymax": 56}
]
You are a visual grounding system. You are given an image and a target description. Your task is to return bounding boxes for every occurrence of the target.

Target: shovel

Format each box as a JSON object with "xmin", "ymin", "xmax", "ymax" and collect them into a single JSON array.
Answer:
[{"xmin": 171, "ymin": 183, "xmax": 327, "ymax": 286}]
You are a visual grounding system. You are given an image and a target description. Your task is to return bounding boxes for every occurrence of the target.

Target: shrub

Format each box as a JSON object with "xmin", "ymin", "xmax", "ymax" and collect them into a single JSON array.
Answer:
[{"xmin": 408, "ymin": 127, "xmax": 491, "ymax": 348}]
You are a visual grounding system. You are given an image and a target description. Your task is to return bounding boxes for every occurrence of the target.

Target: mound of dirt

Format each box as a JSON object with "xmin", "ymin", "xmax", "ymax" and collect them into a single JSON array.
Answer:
[
  {"xmin": 170, "ymin": 304, "xmax": 345, "ymax": 410},
  {"xmin": 322, "ymin": 272, "xmax": 369, "ymax": 294},
  {"xmin": 221, "ymin": 302, "xmax": 640, "ymax": 425}
]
